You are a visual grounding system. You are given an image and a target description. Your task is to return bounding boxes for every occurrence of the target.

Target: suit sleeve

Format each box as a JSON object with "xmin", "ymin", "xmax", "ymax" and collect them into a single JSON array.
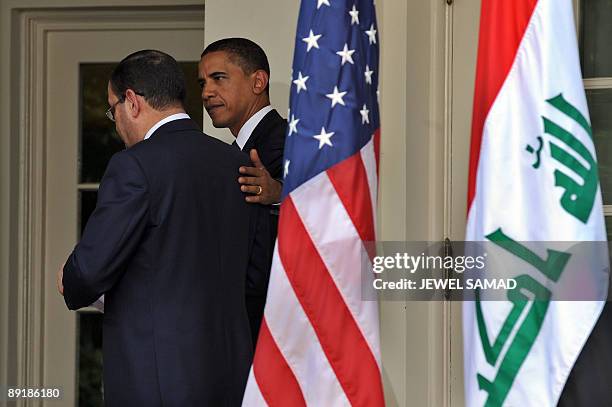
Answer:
[
  {"xmin": 258, "ymin": 122, "xmax": 287, "ymax": 180},
  {"xmin": 62, "ymin": 152, "xmax": 149, "ymax": 310},
  {"xmin": 263, "ymin": 139, "xmax": 285, "ymax": 180},
  {"xmin": 246, "ymin": 202, "xmax": 273, "ymax": 299},
  {"xmin": 244, "ymin": 202, "xmax": 273, "ymax": 344}
]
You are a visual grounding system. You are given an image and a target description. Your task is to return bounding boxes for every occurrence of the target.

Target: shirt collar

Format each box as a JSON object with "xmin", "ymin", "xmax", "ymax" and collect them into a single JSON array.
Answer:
[
  {"xmin": 144, "ymin": 113, "xmax": 191, "ymax": 141},
  {"xmin": 235, "ymin": 105, "xmax": 273, "ymax": 150}
]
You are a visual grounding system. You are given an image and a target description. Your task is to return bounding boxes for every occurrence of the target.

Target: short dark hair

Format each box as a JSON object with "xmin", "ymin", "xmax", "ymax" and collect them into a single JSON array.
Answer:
[
  {"xmin": 201, "ymin": 38, "xmax": 270, "ymax": 94},
  {"xmin": 110, "ymin": 50, "xmax": 186, "ymax": 110}
]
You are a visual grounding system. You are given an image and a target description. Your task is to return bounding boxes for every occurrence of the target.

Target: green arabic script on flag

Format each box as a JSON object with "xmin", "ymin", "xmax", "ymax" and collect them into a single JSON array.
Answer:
[
  {"xmin": 541, "ymin": 94, "xmax": 599, "ymax": 224},
  {"xmin": 476, "ymin": 228, "xmax": 571, "ymax": 406}
]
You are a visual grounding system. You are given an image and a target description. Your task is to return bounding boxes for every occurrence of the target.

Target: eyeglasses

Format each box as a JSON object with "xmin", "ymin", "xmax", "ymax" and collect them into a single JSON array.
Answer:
[
  {"xmin": 105, "ymin": 91, "xmax": 145, "ymax": 122},
  {"xmin": 105, "ymin": 97, "xmax": 125, "ymax": 122}
]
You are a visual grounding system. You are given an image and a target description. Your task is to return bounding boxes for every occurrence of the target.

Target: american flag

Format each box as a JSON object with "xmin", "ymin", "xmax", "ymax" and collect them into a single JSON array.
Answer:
[{"xmin": 242, "ymin": 0, "xmax": 384, "ymax": 406}]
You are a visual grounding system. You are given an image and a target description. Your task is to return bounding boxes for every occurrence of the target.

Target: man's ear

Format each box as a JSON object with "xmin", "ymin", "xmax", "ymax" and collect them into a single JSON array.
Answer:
[
  {"xmin": 252, "ymin": 70, "xmax": 269, "ymax": 95},
  {"xmin": 124, "ymin": 89, "xmax": 142, "ymax": 118}
]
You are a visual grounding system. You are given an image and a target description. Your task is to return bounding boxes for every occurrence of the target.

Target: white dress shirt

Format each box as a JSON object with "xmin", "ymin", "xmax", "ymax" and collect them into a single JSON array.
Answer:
[
  {"xmin": 144, "ymin": 112, "xmax": 191, "ymax": 140},
  {"xmin": 235, "ymin": 105, "xmax": 273, "ymax": 150}
]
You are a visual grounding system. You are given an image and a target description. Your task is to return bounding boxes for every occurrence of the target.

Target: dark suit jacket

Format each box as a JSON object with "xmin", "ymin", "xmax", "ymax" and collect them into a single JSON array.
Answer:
[
  {"xmin": 242, "ymin": 109, "xmax": 286, "ymax": 181},
  {"xmin": 240, "ymin": 109, "xmax": 287, "ymax": 345},
  {"xmin": 63, "ymin": 119, "xmax": 269, "ymax": 407}
]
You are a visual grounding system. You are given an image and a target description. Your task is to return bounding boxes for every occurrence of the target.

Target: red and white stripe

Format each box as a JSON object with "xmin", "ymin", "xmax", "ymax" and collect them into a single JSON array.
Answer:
[
  {"xmin": 243, "ymin": 135, "xmax": 385, "ymax": 406},
  {"xmin": 467, "ymin": 0, "xmax": 538, "ymax": 212}
]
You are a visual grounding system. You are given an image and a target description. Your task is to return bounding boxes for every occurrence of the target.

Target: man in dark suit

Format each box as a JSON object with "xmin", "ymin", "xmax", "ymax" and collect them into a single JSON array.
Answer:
[
  {"xmin": 198, "ymin": 38, "xmax": 287, "ymax": 345},
  {"xmin": 58, "ymin": 50, "xmax": 268, "ymax": 406}
]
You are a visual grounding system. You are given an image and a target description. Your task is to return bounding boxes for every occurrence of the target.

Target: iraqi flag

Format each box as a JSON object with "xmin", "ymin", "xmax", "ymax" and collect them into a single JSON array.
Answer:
[{"xmin": 464, "ymin": 0, "xmax": 609, "ymax": 406}]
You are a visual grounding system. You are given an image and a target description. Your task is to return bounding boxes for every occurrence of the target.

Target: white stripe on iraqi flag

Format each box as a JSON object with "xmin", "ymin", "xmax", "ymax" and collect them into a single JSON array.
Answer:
[{"xmin": 464, "ymin": 0, "xmax": 609, "ymax": 406}]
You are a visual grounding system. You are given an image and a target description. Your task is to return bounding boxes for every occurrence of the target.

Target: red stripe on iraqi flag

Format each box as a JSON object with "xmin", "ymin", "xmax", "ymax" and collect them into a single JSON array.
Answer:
[
  {"xmin": 468, "ymin": 0, "xmax": 539, "ymax": 211},
  {"xmin": 278, "ymin": 197, "xmax": 385, "ymax": 407}
]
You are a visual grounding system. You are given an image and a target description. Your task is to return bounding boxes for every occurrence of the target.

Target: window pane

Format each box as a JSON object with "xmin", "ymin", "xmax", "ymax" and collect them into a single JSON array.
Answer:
[
  {"xmin": 78, "ymin": 313, "xmax": 104, "ymax": 407},
  {"xmin": 586, "ymin": 89, "xmax": 612, "ymax": 205},
  {"xmin": 179, "ymin": 61, "xmax": 204, "ymax": 129},
  {"xmin": 79, "ymin": 190, "xmax": 98, "ymax": 237},
  {"xmin": 79, "ymin": 62, "xmax": 203, "ymax": 183},
  {"xmin": 580, "ymin": 0, "xmax": 612, "ymax": 77},
  {"xmin": 80, "ymin": 64, "xmax": 124, "ymax": 183}
]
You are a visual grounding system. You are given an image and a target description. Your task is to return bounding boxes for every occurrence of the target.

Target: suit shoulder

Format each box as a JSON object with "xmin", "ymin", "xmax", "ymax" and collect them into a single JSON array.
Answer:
[
  {"xmin": 147, "ymin": 127, "xmax": 250, "ymax": 166},
  {"xmin": 97, "ymin": 149, "xmax": 149, "ymax": 197},
  {"xmin": 251, "ymin": 110, "xmax": 287, "ymax": 147},
  {"xmin": 107, "ymin": 148, "xmax": 145, "ymax": 173},
  {"xmin": 198, "ymin": 131, "xmax": 251, "ymax": 166},
  {"xmin": 264, "ymin": 109, "xmax": 287, "ymax": 133}
]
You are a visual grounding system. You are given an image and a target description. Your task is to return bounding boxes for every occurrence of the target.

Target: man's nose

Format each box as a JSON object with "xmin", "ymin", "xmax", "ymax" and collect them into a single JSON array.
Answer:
[{"xmin": 201, "ymin": 83, "xmax": 215, "ymax": 101}]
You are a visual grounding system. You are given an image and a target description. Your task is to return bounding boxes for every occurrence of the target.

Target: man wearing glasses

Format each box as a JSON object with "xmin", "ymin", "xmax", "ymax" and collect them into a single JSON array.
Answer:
[{"xmin": 58, "ymin": 49, "xmax": 268, "ymax": 406}]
